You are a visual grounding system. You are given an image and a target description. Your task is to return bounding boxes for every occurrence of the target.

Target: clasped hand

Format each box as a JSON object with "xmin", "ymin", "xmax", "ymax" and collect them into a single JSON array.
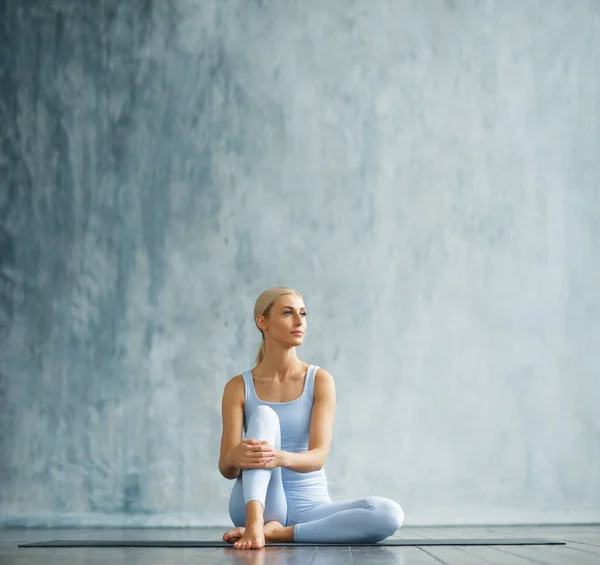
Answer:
[{"xmin": 231, "ymin": 439, "xmax": 282, "ymax": 470}]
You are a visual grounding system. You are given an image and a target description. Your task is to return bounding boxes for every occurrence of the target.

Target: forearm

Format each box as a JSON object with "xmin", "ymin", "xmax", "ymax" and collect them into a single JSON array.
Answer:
[{"xmin": 280, "ymin": 448, "xmax": 327, "ymax": 473}]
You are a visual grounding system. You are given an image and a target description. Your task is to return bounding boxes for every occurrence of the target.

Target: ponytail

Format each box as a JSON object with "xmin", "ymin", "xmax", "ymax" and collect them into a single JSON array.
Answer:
[{"xmin": 255, "ymin": 339, "xmax": 266, "ymax": 365}]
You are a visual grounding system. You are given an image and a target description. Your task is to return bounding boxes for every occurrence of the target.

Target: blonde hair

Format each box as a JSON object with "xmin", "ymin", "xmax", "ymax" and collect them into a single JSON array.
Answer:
[{"xmin": 254, "ymin": 287, "xmax": 302, "ymax": 365}]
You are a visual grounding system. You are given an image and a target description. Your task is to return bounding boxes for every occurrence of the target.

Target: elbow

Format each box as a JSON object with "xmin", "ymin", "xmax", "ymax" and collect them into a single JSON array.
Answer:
[
  {"xmin": 218, "ymin": 462, "xmax": 230, "ymax": 480},
  {"xmin": 218, "ymin": 467, "xmax": 233, "ymax": 480},
  {"xmin": 315, "ymin": 449, "xmax": 328, "ymax": 472},
  {"xmin": 219, "ymin": 461, "xmax": 240, "ymax": 480}
]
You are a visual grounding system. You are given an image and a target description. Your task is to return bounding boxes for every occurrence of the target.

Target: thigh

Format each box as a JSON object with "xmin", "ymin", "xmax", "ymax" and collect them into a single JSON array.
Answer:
[
  {"xmin": 294, "ymin": 497, "xmax": 372, "ymax": 524},
  {"xmin": 292, "ymin": 496, "xmax": 404, "ymax": 544}
]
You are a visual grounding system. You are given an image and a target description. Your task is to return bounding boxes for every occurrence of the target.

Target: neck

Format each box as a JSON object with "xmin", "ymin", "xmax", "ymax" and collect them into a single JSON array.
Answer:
[{"xmin": 257, "ymin": 342, "xmax": 304, "ymax": 379}]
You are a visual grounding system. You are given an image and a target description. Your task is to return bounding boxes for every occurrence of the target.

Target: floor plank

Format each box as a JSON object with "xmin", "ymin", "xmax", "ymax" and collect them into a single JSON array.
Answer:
[
  {"xmin": 491, "ymin": 543, "xmax": 598, "ymax": 565},
  {"xmin": 420, "ymin": 545, "xmax": 489, "ymax": 564},
  {"xmin": 459, "ymin": 545, "xmax": 545, "ymax": 564}
]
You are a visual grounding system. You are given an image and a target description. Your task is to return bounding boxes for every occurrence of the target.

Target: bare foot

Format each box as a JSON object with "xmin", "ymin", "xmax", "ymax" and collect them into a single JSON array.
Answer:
[
  {"xmin": 233, "ymin": 523, "xmax": 265, "ymax": 550},
  {"xmin": 223, "ymin": 526, "xmax": 245, "ymax": 543},
  {"xmin": 263, "ymin": 520, "xmax": 284, "ymax": 541},
  {"xmin": 263, "ymin": 520, "xmax": 295, "ymax": 543},
  {"xmin": 223, "ymin": 521, "xmax": 287, "ymax": 546}
]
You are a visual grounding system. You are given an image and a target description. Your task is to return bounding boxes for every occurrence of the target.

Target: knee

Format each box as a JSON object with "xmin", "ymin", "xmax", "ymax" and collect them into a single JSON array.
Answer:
[
  {"xmin": 367, "ymin": 496, "xmax": 404, "ymax": 534},
  {"xmin": 248, "ymin": 405, "xmax": 280, "ymax": 434},
  {"xmin": 252, "ymin": 405, "xmax": 279, "ymax": 424}
]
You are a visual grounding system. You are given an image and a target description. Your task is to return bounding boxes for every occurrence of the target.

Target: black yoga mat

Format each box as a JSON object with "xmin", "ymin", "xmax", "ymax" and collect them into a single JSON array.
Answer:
[{"xmin": 19, "ymin": 538, "xmax": 564, "ymax": 547}]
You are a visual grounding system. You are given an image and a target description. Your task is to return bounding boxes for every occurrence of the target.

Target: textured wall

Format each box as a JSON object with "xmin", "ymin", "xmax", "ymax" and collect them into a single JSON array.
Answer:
[{"xmin": 1, "ymin": 0, "xmax": 599, "ymax": 527}]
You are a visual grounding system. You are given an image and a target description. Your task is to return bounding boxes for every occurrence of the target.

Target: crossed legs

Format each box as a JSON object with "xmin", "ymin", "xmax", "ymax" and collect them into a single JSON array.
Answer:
[{"xmin": 226, "ymin": 405, "xmax": 404, "ymax": 549}]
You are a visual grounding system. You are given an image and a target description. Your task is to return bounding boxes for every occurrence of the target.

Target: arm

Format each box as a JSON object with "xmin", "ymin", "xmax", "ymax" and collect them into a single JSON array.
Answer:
[
  {"xmin": 279, "ymin": 368, "xmax": 336, "ymax": 473},
  {"xmin": 218, "ymin": 376, "xmax": 244, "ymax": 480}
]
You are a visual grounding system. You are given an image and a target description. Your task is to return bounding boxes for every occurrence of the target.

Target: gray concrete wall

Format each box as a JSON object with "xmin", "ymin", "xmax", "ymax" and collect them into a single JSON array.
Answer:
[{"xmin": 0, "ymin": 0, "xmax": 599, "ymax": 526}]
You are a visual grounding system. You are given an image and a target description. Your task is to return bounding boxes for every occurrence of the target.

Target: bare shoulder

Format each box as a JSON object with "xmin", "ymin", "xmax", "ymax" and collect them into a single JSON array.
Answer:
[
  {"xmin": 314, "ymin": 367, "xmax": 336, "ymax": 397},
  {"xmin": 223, "ymin": 374, "xmax": 245, "ymax": 401},
  {"xmin": 315, "ymin": 367, "xmax": 335, "ymax": 382}
]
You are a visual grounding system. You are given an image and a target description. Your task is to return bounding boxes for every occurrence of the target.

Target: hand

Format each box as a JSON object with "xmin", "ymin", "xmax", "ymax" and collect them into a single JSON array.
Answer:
[
  {"xmin": 229, "ymin": 439, "xmax": 276, "ymax": 470},
  {"xmin": 262, "ymin": 446, "xmax": 285, "ymax": 469},
  {"xmin": 249, "ymin": 441, "xmax": 286, "ymax": 469}
]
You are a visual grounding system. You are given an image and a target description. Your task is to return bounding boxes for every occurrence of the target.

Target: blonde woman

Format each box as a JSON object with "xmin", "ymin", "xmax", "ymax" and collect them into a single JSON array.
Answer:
[{"xmin": 218, "ymin": 287, "xmax": 404, "ymax": 549}]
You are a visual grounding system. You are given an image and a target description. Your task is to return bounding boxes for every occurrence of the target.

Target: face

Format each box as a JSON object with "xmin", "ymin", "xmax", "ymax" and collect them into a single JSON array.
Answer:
[{"xmin": 259, "ymin": 294, "xmax": 307, "ymax": 346}]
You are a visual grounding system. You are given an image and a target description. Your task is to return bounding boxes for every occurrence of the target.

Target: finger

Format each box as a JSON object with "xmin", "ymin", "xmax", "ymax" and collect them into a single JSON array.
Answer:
[
  {"xmin": 244, "ymin": 461, "xmax": 260, "ymax": 468},
  {"xmin": 253, "ymin": 460, "xmax": 272, "ymax": 468},
  {"xmin": 250, "ymin": 453, "xmax": 274, "ymax": 460},
  {"xmin": 253, "ymin": 451, "xmax": 274, "ymax": 458},
  {"xmin": 250, "ymin": 446, "xmax": 274, "ymax": 453}
]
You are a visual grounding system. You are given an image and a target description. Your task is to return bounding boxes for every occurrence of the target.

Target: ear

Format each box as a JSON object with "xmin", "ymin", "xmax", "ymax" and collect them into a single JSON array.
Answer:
[{"xmin": 256, "ymin": 314, "xmax": 267, "ymax": 332}]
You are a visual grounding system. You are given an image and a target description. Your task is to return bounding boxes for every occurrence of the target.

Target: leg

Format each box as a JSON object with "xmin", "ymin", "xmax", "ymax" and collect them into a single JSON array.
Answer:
[
  {"xmin": 293, "ymin": 496, "xmax": 404, "ymax": 543},
  {"xmin": 242, "ymin": 406, "xmax": 287, "ymax": 516},
  {"xmin": 228, "ymin": 468, "xmax": 287, "ymax": 527},
  {"xmin": 226, "ymin": 406, "xmax": 288, "ymax": 548}
]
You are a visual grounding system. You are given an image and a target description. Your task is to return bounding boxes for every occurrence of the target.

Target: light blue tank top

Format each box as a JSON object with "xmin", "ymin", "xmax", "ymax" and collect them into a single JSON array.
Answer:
[{"xmin": 241, "ymin": 365, "xmax": 330, "ymax": 499}]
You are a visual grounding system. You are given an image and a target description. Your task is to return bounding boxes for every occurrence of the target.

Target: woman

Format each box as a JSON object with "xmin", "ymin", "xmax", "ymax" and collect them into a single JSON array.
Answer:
[{"xmin": 218, "ymin": 287, "xmax": 404, "ymax": 549}]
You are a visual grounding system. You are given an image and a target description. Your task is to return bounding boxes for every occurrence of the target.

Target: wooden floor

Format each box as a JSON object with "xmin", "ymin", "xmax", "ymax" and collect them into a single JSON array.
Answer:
[{"xmin": 1, "ymin": 525, "xmax": 599, "ymax": 564}]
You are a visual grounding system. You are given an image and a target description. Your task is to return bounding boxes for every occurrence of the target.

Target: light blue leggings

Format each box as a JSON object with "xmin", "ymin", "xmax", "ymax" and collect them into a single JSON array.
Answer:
[{"xmin": 228, "ymin": 405, "xmax": 404, "ymax": 543}]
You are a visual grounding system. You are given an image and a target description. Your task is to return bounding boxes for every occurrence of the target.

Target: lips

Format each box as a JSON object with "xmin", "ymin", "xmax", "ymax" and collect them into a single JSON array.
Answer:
[{"xmin": 291, "ymin": 331, "xmax": 304, "ymax": 335}]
